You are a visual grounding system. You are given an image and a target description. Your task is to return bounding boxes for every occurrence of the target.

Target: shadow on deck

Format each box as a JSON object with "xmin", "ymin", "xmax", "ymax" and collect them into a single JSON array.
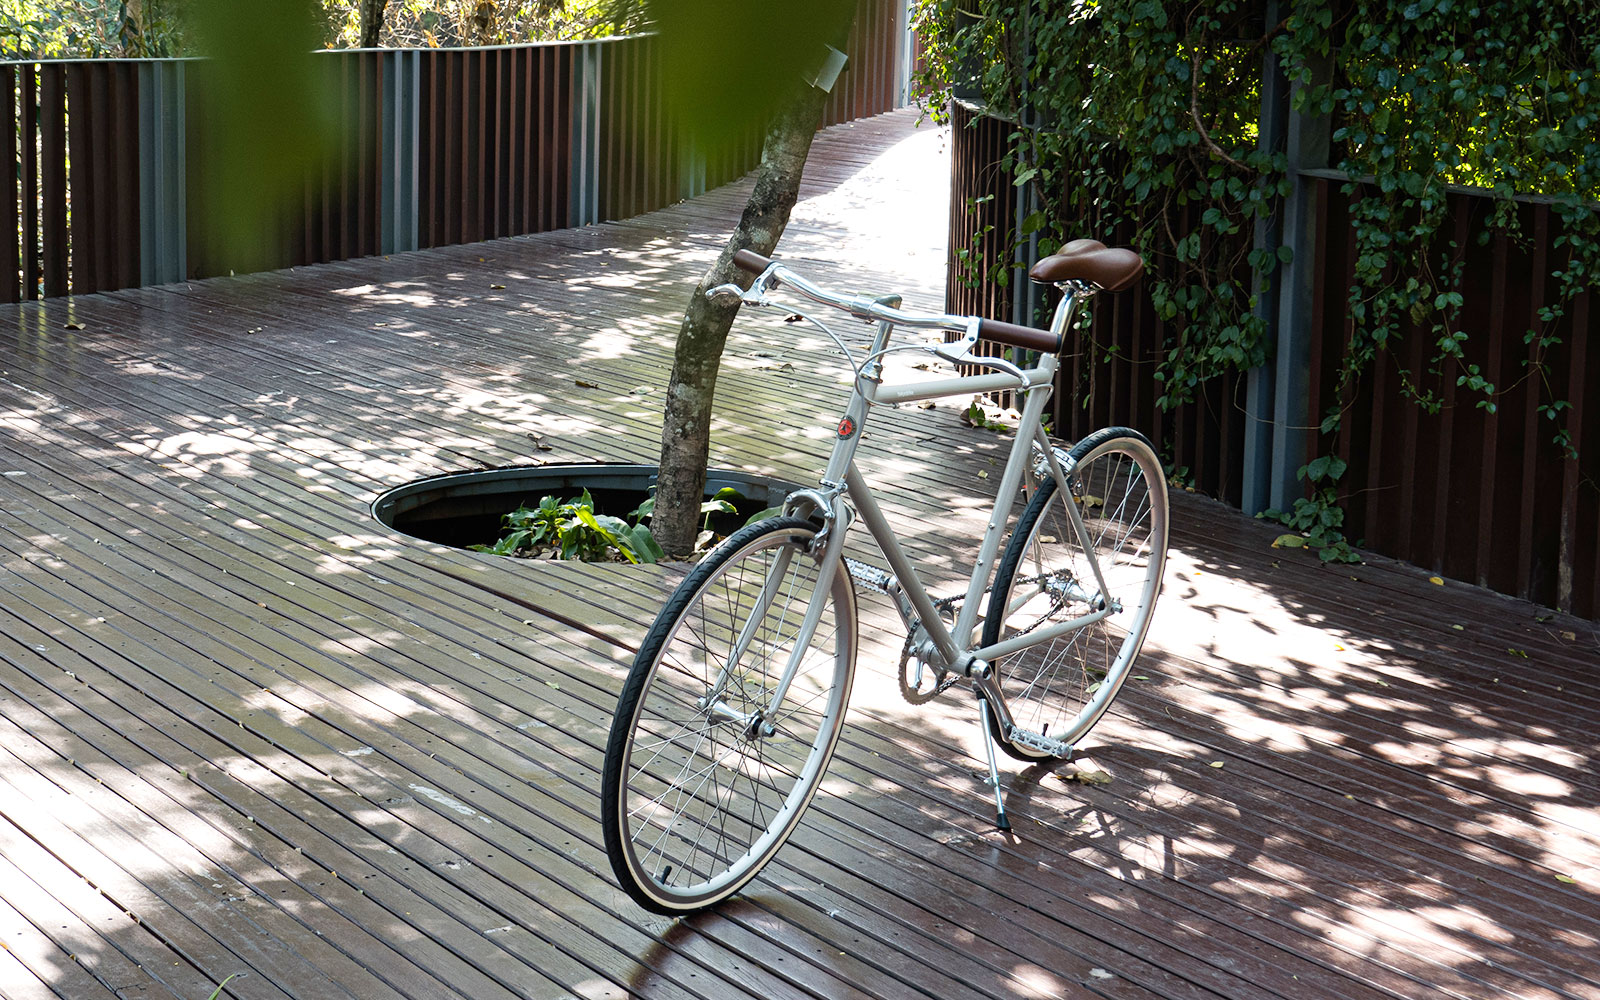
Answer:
[{"xmin": 1, "ymin": 109, "xmax": 1597, "ymax": 1000}]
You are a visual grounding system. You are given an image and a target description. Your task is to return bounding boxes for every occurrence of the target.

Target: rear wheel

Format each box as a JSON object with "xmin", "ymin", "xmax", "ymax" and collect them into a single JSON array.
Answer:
[
  {"xmin": 600, "ymin": 516, "xmax": 856, "ymax": 913},
  {"xmin": 981, "ymin": 427, "xmax": 1168, "ymax": 760}
]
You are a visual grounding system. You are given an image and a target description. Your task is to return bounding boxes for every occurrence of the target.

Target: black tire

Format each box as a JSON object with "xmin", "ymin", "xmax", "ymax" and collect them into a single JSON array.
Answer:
[
  {"xmin": 600, "ymin": 516, "xmax": 856, "ymax": 913},
  {"xmin": 981, "ymin": 428, "xmax": 1168, "ymax": 760}
]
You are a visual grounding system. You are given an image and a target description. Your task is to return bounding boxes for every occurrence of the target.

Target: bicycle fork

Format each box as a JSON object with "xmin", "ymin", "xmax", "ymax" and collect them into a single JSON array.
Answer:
[{"xmin": 699, "ymin": 494, "xmax": 853, "ymax": 739}]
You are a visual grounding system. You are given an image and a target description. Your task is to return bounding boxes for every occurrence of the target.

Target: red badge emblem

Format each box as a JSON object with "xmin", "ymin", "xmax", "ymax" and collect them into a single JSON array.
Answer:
[{"xmin": 837, "ymin": 416, "xmax": 856, "ymax": 438}]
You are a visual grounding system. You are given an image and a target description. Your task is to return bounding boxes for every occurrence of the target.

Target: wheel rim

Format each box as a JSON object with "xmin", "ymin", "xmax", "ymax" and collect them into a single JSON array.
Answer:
[
  {"xmin": 989, "ymin": 436, "xmax": 1166, "ymax": 756},
  {"xmin": 616, "ymin": 525, "xmax": 853, "ymax": 908}
]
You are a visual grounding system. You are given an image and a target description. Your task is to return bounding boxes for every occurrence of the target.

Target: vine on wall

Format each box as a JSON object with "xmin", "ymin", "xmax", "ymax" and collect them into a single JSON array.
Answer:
[{"xmin": 914, "ymin": 0, "xmax": 1600, "ymax": 562}]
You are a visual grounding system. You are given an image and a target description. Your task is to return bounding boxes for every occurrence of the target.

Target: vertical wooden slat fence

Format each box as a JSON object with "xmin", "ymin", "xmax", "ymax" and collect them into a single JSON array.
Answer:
[
  {"xmin": 6, "ymin": 6, "xmax": 911, "ymax": 299},
  {"xmin": 822, "ymin": 0, "xmax": 905, "ymax": 127},
  {"xmin": 2, "ymin": 64, "xmax": 19, "ymax": 303},
  {"xmin": 950, "ymin": 104, "xmax": 1600, "ymax": 619},
  {"xmin": 37, "ymin": 65, "xmax": 67, "ymax": 299},
  {"xmin": 417, "ymin": 43, "xmax": 575, "ymax": 248},
  {"xmin": 66, "ymin": 62, "xmax": 137, "ymax": 293},
  {"xmin": 1307, "ymin": 181, "xmax": 1600, "ymax": 616}
]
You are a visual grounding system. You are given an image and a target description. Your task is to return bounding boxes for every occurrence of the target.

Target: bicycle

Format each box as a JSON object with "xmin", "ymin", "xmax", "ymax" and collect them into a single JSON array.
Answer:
[{"xmin": 599, "ymin": 240, "xmax": 1168, "ymax": 914}]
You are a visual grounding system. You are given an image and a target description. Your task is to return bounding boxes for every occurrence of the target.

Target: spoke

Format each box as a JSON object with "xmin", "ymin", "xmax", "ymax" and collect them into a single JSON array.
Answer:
[{"xmin": 614, "ymin": 523, "xmax": 846, "ymax": 901}]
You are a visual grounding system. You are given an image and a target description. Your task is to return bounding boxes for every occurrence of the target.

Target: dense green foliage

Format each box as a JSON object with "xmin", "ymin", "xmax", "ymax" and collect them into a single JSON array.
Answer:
[
  {"xmin": 324, "ymin": 0, "xmax": 640, "ymax": 49},
  {"xmin": 1, "ymin": 0, "xmax": 186, "ymax": 56},
  {"xmin": 915, "ymin": 0, "xmax": 1600, "ymax": 560},
  {"xmin": 0, "ymin": 0, "xmax": 637, "ymax": 57}
]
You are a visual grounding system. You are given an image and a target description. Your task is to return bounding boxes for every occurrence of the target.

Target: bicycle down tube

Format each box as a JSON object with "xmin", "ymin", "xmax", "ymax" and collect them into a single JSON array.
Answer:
[
  {"xmin": 601, "ymin": 241, "xmax": 1163, "ymax": 912},
  {"xmin": 724, "ymin": 324, "xmax": 1072, "ymax": 720}
]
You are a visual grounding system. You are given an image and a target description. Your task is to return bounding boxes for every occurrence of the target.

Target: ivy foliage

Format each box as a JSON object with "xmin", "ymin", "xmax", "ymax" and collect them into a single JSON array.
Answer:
[
  {"xmin": 915, "ymin": 0, "xmax": 1291, "ymax": 403},
  {"xmin": 914, "ymin": 0, "xmax": 1599, "ymax": 561}
]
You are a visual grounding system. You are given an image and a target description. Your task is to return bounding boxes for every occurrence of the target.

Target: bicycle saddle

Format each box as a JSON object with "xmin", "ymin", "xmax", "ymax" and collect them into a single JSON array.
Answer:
[{"xmin": 1028, "ymin": 239, "xmax": 1144, "ymax": 291}]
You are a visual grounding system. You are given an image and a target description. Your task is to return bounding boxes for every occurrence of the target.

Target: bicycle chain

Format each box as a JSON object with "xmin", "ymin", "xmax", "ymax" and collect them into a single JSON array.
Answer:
[{"xmin": 896, "ymin": 593, "xmax": 964, "ymax": 705}]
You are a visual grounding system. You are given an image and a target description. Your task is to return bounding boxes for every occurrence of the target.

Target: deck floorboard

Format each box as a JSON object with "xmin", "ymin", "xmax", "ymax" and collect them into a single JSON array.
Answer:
[{"xmin": 3, "ymin": 108, "xmax": 1597, "ymax": 1000}]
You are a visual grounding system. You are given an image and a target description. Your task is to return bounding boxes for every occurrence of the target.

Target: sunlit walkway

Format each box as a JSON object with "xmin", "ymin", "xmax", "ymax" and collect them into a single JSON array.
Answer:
[{"xmin": 2, "ymin": 108, "xmax": 1597, "ymax": 1000}]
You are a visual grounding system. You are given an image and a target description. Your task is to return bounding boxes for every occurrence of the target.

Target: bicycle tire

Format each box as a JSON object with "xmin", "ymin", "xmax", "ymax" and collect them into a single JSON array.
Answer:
[
  {"xmin": 981, "ymin": 427, "xmax": 1168, "ymax": 760},
  {"xmin": 600, "ymin": 515, "xmax": 856, "ymax": 913}
]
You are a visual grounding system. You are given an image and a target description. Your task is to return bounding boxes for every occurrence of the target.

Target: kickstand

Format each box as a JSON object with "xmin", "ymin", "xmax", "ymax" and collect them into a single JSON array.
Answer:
[{"xmin": 978, "ymin": 697, "xmax": 1011, "ymax": 831}]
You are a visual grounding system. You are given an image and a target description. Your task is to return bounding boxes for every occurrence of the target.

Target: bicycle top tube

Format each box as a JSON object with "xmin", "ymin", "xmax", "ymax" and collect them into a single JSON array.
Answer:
[{"xmin": 730, "ymin": 249, "xmax": 1063, "ymax": 355}]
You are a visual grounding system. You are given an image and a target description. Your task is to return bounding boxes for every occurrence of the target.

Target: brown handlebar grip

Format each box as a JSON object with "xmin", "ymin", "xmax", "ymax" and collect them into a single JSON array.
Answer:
[
  {"xmin": 732, "ymin": 249, "xmax": 773, "ymax": 274},
  {"xmin": 977, "ymin": 318, "xmax": 1062, "ymax": 354}
]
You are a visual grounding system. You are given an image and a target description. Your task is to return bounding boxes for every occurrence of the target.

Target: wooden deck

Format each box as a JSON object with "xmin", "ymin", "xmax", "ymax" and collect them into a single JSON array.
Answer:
[{"xmin": 2, "ymin": 108, "xmax": 1598, "ymax": 1000}]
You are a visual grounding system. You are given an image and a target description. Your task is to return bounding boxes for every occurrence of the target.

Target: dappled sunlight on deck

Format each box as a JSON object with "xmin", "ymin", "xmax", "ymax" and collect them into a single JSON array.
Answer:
[{"xmin": 2, "ymin": 109, "xmax": 1596, "ymax": 1000}]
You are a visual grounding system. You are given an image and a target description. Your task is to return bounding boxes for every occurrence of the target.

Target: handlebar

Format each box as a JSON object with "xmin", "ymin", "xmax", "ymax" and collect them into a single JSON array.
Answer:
[{"xmin": 731, "ymin": 250, "xmax": 1063, "ymax": 354}]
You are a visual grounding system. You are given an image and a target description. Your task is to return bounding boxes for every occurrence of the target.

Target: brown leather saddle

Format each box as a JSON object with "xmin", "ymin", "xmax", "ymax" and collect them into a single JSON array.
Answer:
[{"xmin": 1028, "ymin": 239, "xmax": 1144, "ymax": 291}]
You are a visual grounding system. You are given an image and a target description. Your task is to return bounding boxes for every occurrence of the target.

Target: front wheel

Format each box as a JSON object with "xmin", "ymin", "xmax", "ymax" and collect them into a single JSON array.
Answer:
[
  {"xmin": 600, "ymin": 516, "xmax": 856, "ymax": 913},
  {"xmin": 981, "ymin": 427, "xmax": 1168, "ymax": 760}
]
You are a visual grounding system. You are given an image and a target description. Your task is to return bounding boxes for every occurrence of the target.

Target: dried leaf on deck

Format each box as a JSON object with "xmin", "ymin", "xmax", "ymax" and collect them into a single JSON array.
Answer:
[{"xmin": 1060, "ymin": 769, "xmax": 1113, "ymax": 786}]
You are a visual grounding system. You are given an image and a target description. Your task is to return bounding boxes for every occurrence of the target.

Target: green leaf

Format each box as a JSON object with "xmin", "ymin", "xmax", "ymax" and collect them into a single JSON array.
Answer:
[
  {"xmin": 619, "ymin": 524, "xmax": 664, "ymax": 564},
  {"xmin": 744, "ymin": 506, "xmax": 783, "ymax": 526},
  {"xmin": 1273, "ymin": 534, "xmax": 1307, "ymax": 549},
  {"xmin": 574, "ymin": 507, "xmax": 635, "ymax": 563}
]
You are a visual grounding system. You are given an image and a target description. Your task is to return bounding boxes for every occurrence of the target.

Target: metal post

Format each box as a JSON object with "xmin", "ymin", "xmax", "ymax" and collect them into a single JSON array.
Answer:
[
  {"xmin": 1241, "ymin": 0, "xmax": 1287, "ymax": 514},
  {"xmin": 896, "ymin": 0, "xmax": 915, "ymax": 108},
  {"xmin": 569, "ymin": 41, "xmax": 602, "ymax": 226},
  {"xmin": 1009, "ymin": 7, "xmax": 1042, "ymax": 332},
  {"xmin": 139, "ymin": 60, "xmax": 186, "ymax": 286},
  {"xmin": 1267, "ymin": 51, "xmax": 1333, "ymax": 512},
  {"xmin": 381, "ymin": 50, "xmax": 420, "ymax": 255},
  {"xmin": 1011, "ymin": 177, "xmax": 1042, "ymax": 329},
  {"xmin": 677, "ymin": 135, "xmax": 706, "ymax": 202}
]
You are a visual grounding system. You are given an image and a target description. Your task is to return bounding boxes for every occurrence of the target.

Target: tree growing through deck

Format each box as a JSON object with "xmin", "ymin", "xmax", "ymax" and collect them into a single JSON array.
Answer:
[{"xmin": 642, "ymin": 0, "xmax": 856, "ymax": 555}]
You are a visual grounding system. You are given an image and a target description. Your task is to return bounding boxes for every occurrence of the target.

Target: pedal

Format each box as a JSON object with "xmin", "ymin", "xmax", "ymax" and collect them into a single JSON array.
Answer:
[
  {"xmin": 845, "ymin": 558, "xmax": 895, "ymax": 594},
  {"xmin": 1007, "ymin": 727, "xmax": 1076, "ymax": 759}
]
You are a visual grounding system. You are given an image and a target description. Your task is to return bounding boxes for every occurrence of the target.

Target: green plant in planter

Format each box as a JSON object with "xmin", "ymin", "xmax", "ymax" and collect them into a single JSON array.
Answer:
[
  {"xmin": 474, "ymin": 486, "xmax": 777, "ymax": 564},
  {"xmin": 473, "ymin": 490, "xmax": 665, "ymax": 564}
]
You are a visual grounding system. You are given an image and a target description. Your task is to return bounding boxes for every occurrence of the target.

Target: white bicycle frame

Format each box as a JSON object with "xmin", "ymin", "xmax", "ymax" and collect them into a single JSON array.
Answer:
[{"xmin": 712, "ymin": 263, "xmax": 1114, "ymax": 756}]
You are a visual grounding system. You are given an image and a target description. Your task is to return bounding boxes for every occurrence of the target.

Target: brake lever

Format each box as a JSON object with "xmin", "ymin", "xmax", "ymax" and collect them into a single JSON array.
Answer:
[
  {"xmin": 707, "ymin": 262, "xmax": 780, "ymax": 307},
  {"xmin": 931, "ymin": 317, "xmax": 982, "ymax": 364}
]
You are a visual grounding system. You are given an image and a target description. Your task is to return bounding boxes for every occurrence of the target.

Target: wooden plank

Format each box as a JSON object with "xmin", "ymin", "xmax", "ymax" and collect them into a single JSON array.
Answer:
[
  {"xmin": 12, "ymin": 323, "xmax": 1600, "ymax": 992},
  {"xmin": 4, "ymin": 108, "xmax": 1599, "ymax": 1000},
  {"xmin": 0, "ymin": 435, "xmax": 947, "ymax": 998},
  {"xmin": 0, "ymin": 608, "xmax": 523, "ymax": 999}
]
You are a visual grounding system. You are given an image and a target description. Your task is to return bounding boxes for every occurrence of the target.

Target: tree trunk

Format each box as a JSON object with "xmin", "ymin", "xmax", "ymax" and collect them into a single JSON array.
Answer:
[
  {"xmin": 650, "ymin": 84, "xmax": 829, "ymax": 555},
  {"xmin": 358, "ymin": 0, "xmax": 388, "ymax": 47}
]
